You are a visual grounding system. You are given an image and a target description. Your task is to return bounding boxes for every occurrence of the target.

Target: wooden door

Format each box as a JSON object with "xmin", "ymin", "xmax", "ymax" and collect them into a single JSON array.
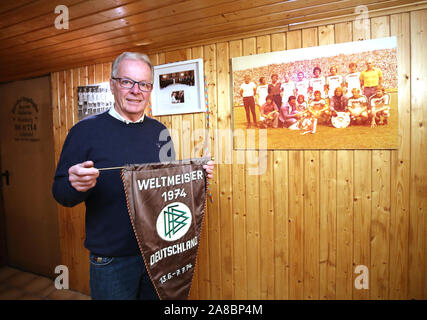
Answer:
[{"xmin": 0, "ymin": 75, "xmax": 60, "ymax": 277}]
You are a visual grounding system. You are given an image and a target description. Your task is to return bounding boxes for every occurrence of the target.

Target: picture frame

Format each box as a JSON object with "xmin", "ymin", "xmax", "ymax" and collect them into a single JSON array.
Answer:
[
  {"xmin": 151, "ymin": 58, "xmax": 205, "ymax": 116},
  {"xmin": 231, "ymin": 36, "xmax": 398, "ymax": 150}
]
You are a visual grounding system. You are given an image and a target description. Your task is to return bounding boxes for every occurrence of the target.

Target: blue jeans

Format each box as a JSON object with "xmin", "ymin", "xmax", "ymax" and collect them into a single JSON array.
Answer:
[{"xmin": 89, "ymin": 253, "xmax": 159, "ymax": 300}]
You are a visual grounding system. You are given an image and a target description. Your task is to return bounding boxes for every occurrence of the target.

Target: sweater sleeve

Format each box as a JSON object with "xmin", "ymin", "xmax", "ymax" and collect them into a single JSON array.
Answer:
[{"xmin": 52, "ymin": 123, "xmax": 93, "ymax": 207}]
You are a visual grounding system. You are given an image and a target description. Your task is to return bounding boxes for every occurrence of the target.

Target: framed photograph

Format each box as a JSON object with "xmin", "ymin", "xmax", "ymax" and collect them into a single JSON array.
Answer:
[
  {"xmin": 152, "ymin": 58, "xmax": 205, "ymax": 116},
  {"xmin": 231, "ymin": 36, "xmax": 398, "ymax": 150}
]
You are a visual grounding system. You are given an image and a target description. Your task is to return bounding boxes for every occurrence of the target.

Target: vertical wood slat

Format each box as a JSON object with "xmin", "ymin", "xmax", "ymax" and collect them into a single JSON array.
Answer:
[
  {"xmin": 317, "ymin": 24, "xmax": 338, "ymax": 301},
  {"xmin": 242, "ymin": 37, "xmax": 261, "ymax": 300},
  {"xmin": 351, "ymin": 18, "xmax": 372, "ymax": 301},
  {"xmin": 256, "ymin": 34, "xmax": 275, "ymax": 300},
  {"xmin": 286, "ymin": 30, "xmax": 304, "ymax": 300},
  {"xmin": 50, "ymin": 9, "xmax": 427, "ymax": 300},
  {"xmin": 271, "ymin": 32, "xmax": 289, "ymax": 301},
  {"xmin": 370, "ymin": 16, "xmax": 392, "ymax": 300},
  {"xmin": 203, "ymin": 43, "xmax": 221, "ymax": 299},
  {"xmin": 216, "ymin": 41, "xmax": 234, "ymax": 299},
  {"xmin": 229, "ymin": 38, "xmax": 248, "ymax": 300},
  {"xmin": 302, "ymin": 27, "xmax": 320, "ymax": 300},
  {"xmin": 389, "ymin": 12, "xmax": 410, "ymax": 300}
]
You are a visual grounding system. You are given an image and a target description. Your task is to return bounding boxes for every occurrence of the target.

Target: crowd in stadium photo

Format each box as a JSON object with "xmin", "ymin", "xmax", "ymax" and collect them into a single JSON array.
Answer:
[{"xmin": 235, "ymin": 49, "xmax": 397, "ymax": 135}]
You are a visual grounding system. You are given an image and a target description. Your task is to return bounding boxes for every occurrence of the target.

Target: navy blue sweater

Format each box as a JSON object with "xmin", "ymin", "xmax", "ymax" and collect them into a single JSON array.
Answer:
[{"xmin": 52, "ymin": 112, "xmax": 175, "ymax": 256}]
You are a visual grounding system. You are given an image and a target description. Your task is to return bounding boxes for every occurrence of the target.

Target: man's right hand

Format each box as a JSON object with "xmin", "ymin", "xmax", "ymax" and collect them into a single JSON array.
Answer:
[{"xmin": 68, "ymin": 161, "xmax": 99, "ymax": 192}]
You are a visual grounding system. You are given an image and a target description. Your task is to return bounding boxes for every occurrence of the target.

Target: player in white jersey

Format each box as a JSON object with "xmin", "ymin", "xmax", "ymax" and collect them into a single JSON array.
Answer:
[
  {"xmin": 369, "ymin": 87, "xmax": 391, "ymax": 127},
  {"xmin": 296, "ymin": 94, "xmax": 308, "ymax": 113},
  {"xmin": 347, "ymin": 88, "xmax": 369, "ymax": 125},
  {"xmin": 256, "ymin": 76, "xmax": 269, "ymax": 107},
  {"xmin": 326, "ymin": 65, "xmax": 343, "ymax": 99},
  {"xmin": 344, "ymin": 62, "xmax": 361, "ymax": 98},
  {"xmin": 280, "ymin": 74, "xmax": 296, "ymax": 107},
  {"xmin": 295, "ymin": 72, "xmax": 310, "ymax": 102},
  {"xmin": 309, "ymin": 90, "xmax": 330, "ymax": 124},
  {"xmin": 309, "ymin": 66, "xmax": 326, "ymax": 99}
]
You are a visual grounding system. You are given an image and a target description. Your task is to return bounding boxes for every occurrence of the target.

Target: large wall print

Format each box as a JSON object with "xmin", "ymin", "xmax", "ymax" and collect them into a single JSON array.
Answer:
[{"xmin": 232, "ymin": 37, "xmax": 398, "ymax": 149}]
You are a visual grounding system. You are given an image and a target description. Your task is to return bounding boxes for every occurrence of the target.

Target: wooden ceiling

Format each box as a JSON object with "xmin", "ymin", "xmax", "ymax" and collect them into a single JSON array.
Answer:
[{"xmin": 0, "ymin": 0, "xmax": 422, "ymax": 83}]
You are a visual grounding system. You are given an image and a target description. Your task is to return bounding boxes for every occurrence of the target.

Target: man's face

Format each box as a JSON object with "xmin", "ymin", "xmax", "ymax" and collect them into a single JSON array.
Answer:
[
  {"xmin": 314, "ymin": 69, "xmax": 320, "ymax": 77},
  {"xmin": 289, "ymin": 98, "xmax": 296, "ymax": 107},
  {"xmin": 375, "ymin": 89, "xmax": 383, "ymax": 97},
  {"xmin": 314, "ymin": 92, "xmax": 321, "ymax": 101},
  {"xmin": 272, "ymin": 75, "xmax": 278, "ymax": 82},
  {"xmin": 330, "ymin": 67, "xmax": 337, "ymax": 75},
  {"xmin": 110, "ymin": 59, "xmax": 152, "ymax": 121},
  {"xmin": 244, "ymin": 75, "xmax": 250, "ymax": 83},
  {"xmin": 284, "ymin": 75, "xmax": 290, "ymax": 82},
  {"xmin": 297, "ymin": 73, "xmax": 304, "ymax": 81},
  {"xmin": 366, "ymin": 61, "xmax": 373, "ymax": 70},
  {"xmin": 349, "ymin": 65, "xmax": 357, "ymax": 73}
]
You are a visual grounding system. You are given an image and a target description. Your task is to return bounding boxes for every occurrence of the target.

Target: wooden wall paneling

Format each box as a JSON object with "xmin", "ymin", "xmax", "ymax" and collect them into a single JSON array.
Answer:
[
  {"xmin": 409, "ymin": 9, "xmax": 426, "ymax": 300},
  {"xmin": 271, "ymin": 32, "xmax": 290, "ymax": 300},
  {"xmin": 302, "ymin": 27, "xmax": 320, "ymax": 300},
  {"xmin": 369, "ymin": 16, "xmax": 392, "ymax": 300},
  {"xmin": 286, "ymin": 30, "xmax": 304, "ymax": 300},
  {"xmin": 203, "ymin": 43, "xmax": 221, "ymax": 299},
  {"xmin": 229, "ymin": 39, "xmax": 248, "ymax": 300},
  {"xmin": 389, "ymin": 12, "xmax": 411, "ymax": 300},
  {"xmin": 216, "ymin": 41, "xmax": 234, "ymax": 299},
  {"xmin": 242, "ymin": 37, "xmax": 261, "ymax": 299},
  {"xmin": 351, "ymin": 18, "xmax": 372, "ymax": 300},
  {"xmin": 256, "ymin": 34, "xmax": 275, "ymax": 299}
]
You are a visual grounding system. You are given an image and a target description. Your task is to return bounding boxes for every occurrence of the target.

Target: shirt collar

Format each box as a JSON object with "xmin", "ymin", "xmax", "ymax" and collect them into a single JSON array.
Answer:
[{"xmin": 108, "ymin": 106, "xmax": 145, "ymax": 124}]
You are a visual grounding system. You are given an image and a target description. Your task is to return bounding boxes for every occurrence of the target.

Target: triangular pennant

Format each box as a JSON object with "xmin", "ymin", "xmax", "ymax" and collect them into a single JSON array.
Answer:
[{"xmin": 121, "ymin": 157, "xmax": 209, "ymax": 300}]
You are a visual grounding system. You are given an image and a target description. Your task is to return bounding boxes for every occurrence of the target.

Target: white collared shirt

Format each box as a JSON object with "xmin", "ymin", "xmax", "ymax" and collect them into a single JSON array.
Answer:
[{"xmin": 108, "ymin": 106, "xmax": 145, "ymax": 124}]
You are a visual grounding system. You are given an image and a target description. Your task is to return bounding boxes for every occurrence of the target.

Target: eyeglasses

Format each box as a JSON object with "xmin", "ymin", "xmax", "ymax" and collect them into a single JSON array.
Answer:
[{"xmin": 112, "ymin": 77, "xmax": 153, "ymax": 92}]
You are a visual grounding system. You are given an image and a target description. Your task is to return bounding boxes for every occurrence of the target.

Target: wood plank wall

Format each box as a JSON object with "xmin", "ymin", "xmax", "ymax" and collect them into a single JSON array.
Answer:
[{"xmin": 51, "ymin": 9, "xmax": 426, "ymax": 299}]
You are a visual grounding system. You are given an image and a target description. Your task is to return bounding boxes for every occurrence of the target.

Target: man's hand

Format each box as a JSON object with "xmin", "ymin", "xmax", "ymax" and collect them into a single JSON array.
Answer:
[
  {"xmin": 203, "ymin": 159, "xmax": 215, "ymax": 179},
  {"xmin": 68, "ymin": 161, "xmax": 100, "ymax": 192}
]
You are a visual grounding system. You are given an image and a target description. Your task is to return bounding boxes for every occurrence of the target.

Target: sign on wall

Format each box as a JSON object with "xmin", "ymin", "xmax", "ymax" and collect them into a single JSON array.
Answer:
[{"xmin": 11, "ymin": 97, "xmax": 40, "ymax": 142}]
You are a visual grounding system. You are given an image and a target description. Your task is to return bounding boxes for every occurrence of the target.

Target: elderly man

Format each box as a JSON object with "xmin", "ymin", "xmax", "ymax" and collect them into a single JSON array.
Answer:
[{"xmin": 52, "ymin": 52, "xmax": 214, "ymax": 300}]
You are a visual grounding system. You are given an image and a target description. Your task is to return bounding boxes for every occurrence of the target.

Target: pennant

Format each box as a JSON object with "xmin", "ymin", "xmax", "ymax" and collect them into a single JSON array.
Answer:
[{"xmin": 121, "ymin": 157, "xmax": 209, "ymax": 300}]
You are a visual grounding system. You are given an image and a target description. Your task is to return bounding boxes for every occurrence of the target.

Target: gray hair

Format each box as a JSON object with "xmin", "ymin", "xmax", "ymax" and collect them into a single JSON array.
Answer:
[{"xmin": 111, "ymin": 52, "xmax": 154, "ymax": 80}]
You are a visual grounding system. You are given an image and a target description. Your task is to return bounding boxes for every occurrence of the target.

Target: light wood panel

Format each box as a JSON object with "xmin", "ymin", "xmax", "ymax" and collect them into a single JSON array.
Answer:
[{"xmin": 51, "ymin": 8, "xmax": 427, "ymax": 299}]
